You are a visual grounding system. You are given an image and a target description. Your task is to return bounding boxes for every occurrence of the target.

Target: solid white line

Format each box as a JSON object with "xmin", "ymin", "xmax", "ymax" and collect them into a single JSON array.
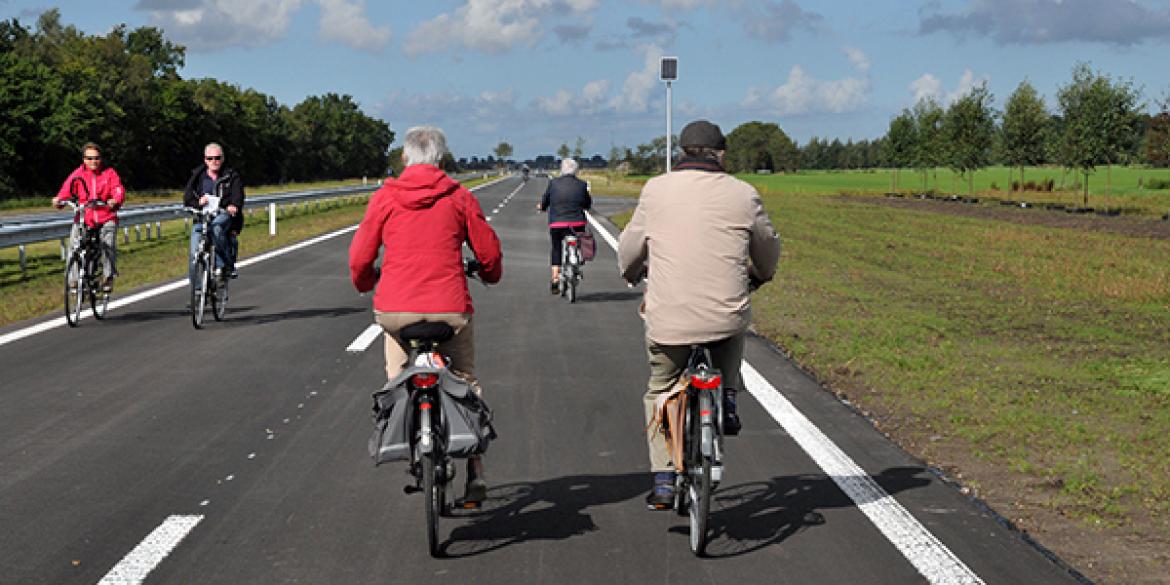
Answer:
[
  {"xmin": 741, "ymin": 363, "xmax": 983, "ymax": 584},
  {"xmin": 346, "ymin": 323, "xmax": 382, "ymax": 353},
  {"xmin": 588, "ymin": 216, "xmax": 983, "ymax": 584},
  {"xmin": 97, "ymin": 515, "xmax": 203, "ymax": 585}
]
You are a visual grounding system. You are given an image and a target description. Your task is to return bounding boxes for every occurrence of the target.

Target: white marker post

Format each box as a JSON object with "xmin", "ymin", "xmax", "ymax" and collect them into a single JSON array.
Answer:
[
  {"xmin": 269, "ymin": 202, "xmax": 277, "ymax": 236},
  {"xmin": 660, "ymin": 56, "xmax": 678, "ymax": 173}
]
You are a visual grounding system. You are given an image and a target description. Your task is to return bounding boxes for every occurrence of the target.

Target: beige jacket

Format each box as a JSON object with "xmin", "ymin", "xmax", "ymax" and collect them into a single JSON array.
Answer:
[{"xmin": 618, "ymin": 167, "xmax": 780, "ymax": 345}]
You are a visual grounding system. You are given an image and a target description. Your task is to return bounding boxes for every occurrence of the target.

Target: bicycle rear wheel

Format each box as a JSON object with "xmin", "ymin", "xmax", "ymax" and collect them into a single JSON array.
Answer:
[
  {"xmin": 567, "ymin": 266, "xmax": 578, "ymax": 303},
  {"xmin": 91, "ymin": 256, "xmax": 110, "ymax": 320},
  {"xmin": 688, "ymin": 392, "xmax": 713, "ymax": 556},
  {"xmin": 420, "ymin": 404, "xmax": 442, "ymax": 557},
  {"xmin": 212, "ymin": 277, "xmax": 227, "ymax": 321},
  {"xmin": 64, "ymin": 255, "xmax": 84, "ymax": 327},
  {"xmin": 191, "ymin": 256, "xmax": 209, "ymax": 329}
]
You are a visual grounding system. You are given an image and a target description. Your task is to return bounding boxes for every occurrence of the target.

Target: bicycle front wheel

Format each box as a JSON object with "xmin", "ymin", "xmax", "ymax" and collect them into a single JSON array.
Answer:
[
  {"xmin": 212, "ymin": 278, "xmax": 227, "ymax": 321},
  {"xmin": 191, "ymin": 257, "xmax": 209, "ymax": 329},
  {"xmin": 64, "ymin": 255, "xmax": 84, "ymax": 327}
]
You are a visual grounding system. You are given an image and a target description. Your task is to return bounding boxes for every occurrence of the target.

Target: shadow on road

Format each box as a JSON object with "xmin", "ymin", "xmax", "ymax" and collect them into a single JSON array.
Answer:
[
  {"xmin": 108, "ymin": 306, "xmax": 258, "ymax": 323},
  {"xmin": 223, "ymin": 306, "xmax": 366, "ymax": 326},
  {"xmin": 440, "ymin": 472, "xmax": 647, "ymax": 558},
  {"xmin": 693, "ymin": 466, "xmax": 934, "ymax": 558}
]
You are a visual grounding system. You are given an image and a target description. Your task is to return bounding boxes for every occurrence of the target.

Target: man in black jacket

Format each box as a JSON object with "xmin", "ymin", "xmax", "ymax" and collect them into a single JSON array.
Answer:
[
  {"xmin": 184, "ymin": 142, "xmax": 245, "ymax": 284},
  {"xmin": 536, "ymin": 157, "xmax": 592, "ymax": 293}
]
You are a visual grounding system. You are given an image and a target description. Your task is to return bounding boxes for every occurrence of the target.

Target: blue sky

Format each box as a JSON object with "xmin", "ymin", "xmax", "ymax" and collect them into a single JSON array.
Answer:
[{"xmin": 4, "ymin": 0, "xmax": 1170, "ymax": 160}]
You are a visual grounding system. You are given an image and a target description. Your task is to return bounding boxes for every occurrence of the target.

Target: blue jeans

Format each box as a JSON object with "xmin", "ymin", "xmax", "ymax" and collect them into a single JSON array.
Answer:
[{"xmin": 189, "ymin": 212, "xmax": 237, "ymax": 285}]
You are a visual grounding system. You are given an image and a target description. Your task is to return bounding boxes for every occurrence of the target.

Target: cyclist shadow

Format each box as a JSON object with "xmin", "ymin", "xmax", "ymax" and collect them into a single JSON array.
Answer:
[
  {"xmin": 680, "ymin": 466, "xmax": 934, "ymax": 558},
  {"xmin": 108, "ymin": 306, "xmax": 258, "ymax": 323},
  {"xmin": 222, "ymin": 306, "xmax": 366, "ymax": 326},
  {"xmin": 574, "ymin": 290, "xmax": 643, "ymax": 303},
  {"xmin": 440, "ymin": 471, "xmax": 647, "ymax": 558}
]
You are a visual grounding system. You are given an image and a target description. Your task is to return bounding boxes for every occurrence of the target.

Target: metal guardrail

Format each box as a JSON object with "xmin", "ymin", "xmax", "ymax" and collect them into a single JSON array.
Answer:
[{"xmin": 0, "ymin": 184, "xmax": 379, "ymax": 250}]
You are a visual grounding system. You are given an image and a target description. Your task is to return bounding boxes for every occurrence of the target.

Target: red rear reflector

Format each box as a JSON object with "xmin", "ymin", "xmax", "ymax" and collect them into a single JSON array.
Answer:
[
  {"xmin": 691, "ymin": 375, "xmax": 721, "ymax": 390},
  {"xmin": 419, "ymin": 402, "xmax": 433, "ymax": 410},
  {"xmin": 700, "ymin": 410, "xmax": 713, "ymax": 417},
  {"xmin": 413, "ymin": 373, "xmax": 439, "ymax": 388},
  {"xmin": 568, "ymin": 240, "xmax": 577, "ymax": 246}
]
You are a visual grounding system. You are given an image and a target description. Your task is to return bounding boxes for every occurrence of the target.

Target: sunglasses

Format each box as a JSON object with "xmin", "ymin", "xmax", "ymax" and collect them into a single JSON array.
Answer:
[
  {"xmin": 84, "ymin": 156, "xmax": 101, "ymax": 161},
  {"xmin": 204, "ymin": 156, "xmax": 223, "ymax": 161}
]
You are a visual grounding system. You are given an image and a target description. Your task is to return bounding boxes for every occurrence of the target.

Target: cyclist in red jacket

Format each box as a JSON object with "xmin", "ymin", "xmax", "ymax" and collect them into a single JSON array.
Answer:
[
  {"xmin": 349, "ymin": 125, "xmax": 503, "ymax": 506},
  {"xmin": 53, "ymin": 142, "xmax": 125, "ymax": 292}
]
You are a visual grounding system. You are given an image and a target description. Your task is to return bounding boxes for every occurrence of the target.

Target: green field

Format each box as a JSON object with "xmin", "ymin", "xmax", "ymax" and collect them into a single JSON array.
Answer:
[{"xmin": 608, "ymin": 171, "xmax": 1170, "ymax": 559}]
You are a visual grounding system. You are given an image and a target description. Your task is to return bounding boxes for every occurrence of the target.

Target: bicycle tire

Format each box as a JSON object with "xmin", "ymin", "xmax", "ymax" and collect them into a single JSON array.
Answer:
[
  {"xmin": 64, "ymin": 255, "xmax": 84, "ymax": 327},
  {"xmin": 212, "ymin": 277, "xmax": 227, "ymax": 321},
  {"xmin": 689, "ymin": 390, "xmax": 714, "ymax": 556},
  {"xmin": 91, "ymin": 254, "xmax": 110, "ymax": 320},
  {"xmin": 568, "ymin": 269, "xmax": 577, "ymax": 303},
  {"xmin": 420, "ymin": 405, "xmax": 442, "ymax": 558},
  {"xmin": 191, "ymin": 256, "xmax": 209, "ymax": 329}
]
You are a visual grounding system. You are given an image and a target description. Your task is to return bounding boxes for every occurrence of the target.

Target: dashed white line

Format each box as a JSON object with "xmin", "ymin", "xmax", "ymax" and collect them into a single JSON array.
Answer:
[
  {"xmin": 97, "ymin": 515, "xmax": 203, "ymax": 585},
  {"xmin": 346, "ymin": 324, "xmax": 382, "ymax": 353}
]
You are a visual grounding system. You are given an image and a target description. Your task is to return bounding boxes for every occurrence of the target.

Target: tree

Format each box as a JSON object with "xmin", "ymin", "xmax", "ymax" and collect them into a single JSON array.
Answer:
[
  {"xmin": 942, "ymin": 83, "xmax": 996, "ymax": 194},
  {"xmin": 883, "ymin": 110, "xmax": 917, "ymax": 191},
  {"xmin": 573, "ymin": 136, "xmax": 585, "ymax": 158},
  {"xmin": 911, "ymin": 98, "xmax": 946, "ymax": 190},
  {"xmin": 1054, "ymin": 63, "xmax": 1143, "ymax": 206},
  {"xmin": 724, "ymin": 121, "xmax": 799, "ymax": 174},
  {"xmin": 557, "ymin": 143, "xmax": 571, "ymax": 160},
  {"xmin": 1001, "ymin": 80, "xmax": 1049, "ymax": 190},
  {"xmin": 492, "ymin": 141, "xmax": 513, "ymax": 163},
  {"xmin": 1143, "ymin": 95, "xmax": 1170, "ymax": 167}
]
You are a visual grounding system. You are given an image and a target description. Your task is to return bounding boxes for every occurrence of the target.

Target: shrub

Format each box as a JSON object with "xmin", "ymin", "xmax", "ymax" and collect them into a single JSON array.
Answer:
[
  {"xmin": 990, "ymin": 182, "xmax": 1000, "ymax": 191},
  {"xmin": 1145, "ymin": 178, "xmax": 1170, "ymax": 190},
  {"xmin": 1043, "ymin": 178, "xmax": 1055, "ymax": 192}
]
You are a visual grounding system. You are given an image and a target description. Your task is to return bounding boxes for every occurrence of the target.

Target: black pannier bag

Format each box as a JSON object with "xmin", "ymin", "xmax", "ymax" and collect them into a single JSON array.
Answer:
[{"xmin": 369, "ymin": 368, "xmax": 496, "ymax": 465}]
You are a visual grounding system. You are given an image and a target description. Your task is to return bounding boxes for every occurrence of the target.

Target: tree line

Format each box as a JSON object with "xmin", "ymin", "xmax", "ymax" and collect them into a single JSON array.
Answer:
[
  {"xmin": 0, "ymin": 10, "xmax": 394, "ymax": 199},
  {"xmin": 614, "ymin": 63, "xmax": 1169, "ymax": 201}
]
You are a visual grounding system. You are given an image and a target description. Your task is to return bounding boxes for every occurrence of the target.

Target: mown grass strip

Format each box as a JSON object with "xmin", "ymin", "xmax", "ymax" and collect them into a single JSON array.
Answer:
[{"xmin": 608, "ymin": 174, "xmax": 1170, "ymax": 541}]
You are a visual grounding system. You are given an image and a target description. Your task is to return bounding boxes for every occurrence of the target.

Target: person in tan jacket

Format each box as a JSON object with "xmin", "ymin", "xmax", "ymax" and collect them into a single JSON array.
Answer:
[{"xmin": 618, "ymin": 120, "xmax": 780, "ymax": 509}]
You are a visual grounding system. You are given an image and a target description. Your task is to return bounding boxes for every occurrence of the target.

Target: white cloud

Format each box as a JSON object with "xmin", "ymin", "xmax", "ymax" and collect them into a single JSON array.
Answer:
[
  {"xmin": 317, "ymin": 0, "xmax": 390, "ymax": 51},
  {"xmin": 919, "ymin": 0, "xmax": 1170, "ymax": 46},
  {"xmin": 608, "ymin": 44, "xmax": 663, "ymax": 113},
  {"xmin": 908, "ymin": 69, "xmax": 988, "ymax": 105},
  {"xmin": 535, "ymin": 79, "xmax": 612, "ymax": 115},
  {"xmin": 136, "ymin": 0, "xmax": 390, "ymax": 51},
  {"xmin": 404, "ymin": 0, "xmax": 600, "ymax": 56},
  {"xmin": 844, "ymin": 46, "xmax": 870, "ymax": 73},
  {"xmin": 746, "ymin": 65, "xmax": 870, "ymax": 116}
]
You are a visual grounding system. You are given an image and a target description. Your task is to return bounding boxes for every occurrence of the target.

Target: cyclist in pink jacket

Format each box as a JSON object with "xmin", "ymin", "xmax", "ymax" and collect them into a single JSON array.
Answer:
[{"xmin": 53, "ymin": 142, "xmax": 126, "ymax": 291}]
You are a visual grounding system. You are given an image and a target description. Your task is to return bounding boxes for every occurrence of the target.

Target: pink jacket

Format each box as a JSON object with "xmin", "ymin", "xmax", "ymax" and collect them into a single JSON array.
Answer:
[{"xmin": 55, "ymin": 165, "xmax": 125, "ymax": 227}]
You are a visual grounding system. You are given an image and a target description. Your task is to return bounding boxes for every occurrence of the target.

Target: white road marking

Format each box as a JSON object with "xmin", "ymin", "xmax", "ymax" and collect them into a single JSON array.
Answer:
[
  {"xmin": 346, "ymin": 323, "xmax": 382, "ymax": 353},
  {"xmin": 590, "ymin": 216, "xmax": 984, "ymax": 585},
  {"xmin": 97, "ymin": 515, "xmax": 202, "ymax": 585}
]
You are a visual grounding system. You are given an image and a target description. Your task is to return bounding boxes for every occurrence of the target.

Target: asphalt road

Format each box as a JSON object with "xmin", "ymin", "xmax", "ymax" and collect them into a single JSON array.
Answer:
[{"xmin": 0, "ymin": 176, "xmax": 1084, "ymax": 584}]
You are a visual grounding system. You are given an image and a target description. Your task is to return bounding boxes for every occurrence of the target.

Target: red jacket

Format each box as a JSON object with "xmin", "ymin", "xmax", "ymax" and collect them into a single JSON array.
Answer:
[
  {"xmin": 349, "ymin": 164, "xmax": 503, "ymax": 314},
  {"xmin": 54, "ymin": 165, "xmax": 125, "ymax": 227}
]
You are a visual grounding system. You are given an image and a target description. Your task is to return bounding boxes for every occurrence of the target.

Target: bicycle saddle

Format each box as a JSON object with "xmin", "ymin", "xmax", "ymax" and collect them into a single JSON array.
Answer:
[{"xmin": 399, "ymin": 322, "xmax": 455, "ymax": 343}]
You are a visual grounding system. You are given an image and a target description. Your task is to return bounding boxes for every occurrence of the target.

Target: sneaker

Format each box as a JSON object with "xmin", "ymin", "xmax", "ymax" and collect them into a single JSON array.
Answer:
[
  {"xmin": 645, "ymin": 472, "xmax": 676, "ymax": 510},
  {"xmin": 455, "ymin": 478, "xmax": 487, "ymax": 509},
  {"xmin": 722, "ymin": 393, "xmax": 742, "ymax": 436},
  {"xmin": 101, "ymin": 277, "xmax": 114, "ymax": 292},
  {"xmin": 229, "ymin": 268, "xmax": 239, "ymax": 279},
  {"xmin": 549, "ymin": 280, "xmax": 559, "ymax": 294}
]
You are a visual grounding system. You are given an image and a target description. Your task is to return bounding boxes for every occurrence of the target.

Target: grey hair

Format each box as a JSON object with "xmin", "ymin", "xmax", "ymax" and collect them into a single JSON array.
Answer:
[
  {"xmin": 560, "ymin": 157, "xmax": 579, "ymax": 176},
  {"xmin": 403, "ymin": 126, "xmax": 448, "ymax": 167},
  {"xmin": 204, "ymin": 142, "xmax": 225, "ymax": 158}
]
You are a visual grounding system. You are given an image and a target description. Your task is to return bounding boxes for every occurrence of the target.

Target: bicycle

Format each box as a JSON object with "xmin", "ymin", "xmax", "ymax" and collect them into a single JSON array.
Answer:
[
  {"xmin": 673, "ymin": 345, "xmax": 725, "ymax": 556},
  {"xmin": 558, "ymin": 232, "xmax": 583, "ymax": 303},
  {"xmin": 61, "ymin": 198, "xmax": 113, "ymax": 327},
  {"xmin": 398, "ymin": 259, "xmax": 486, "ymax": 558},
  {"xmin": 185, "ymin": 207, "xmax": 229, "ymax": 329}
]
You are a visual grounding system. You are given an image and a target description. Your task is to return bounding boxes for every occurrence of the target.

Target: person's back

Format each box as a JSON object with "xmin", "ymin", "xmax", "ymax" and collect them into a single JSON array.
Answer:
[{"xmin": 538, "ymin": 158, "xmax": 592, "ymax": 291}]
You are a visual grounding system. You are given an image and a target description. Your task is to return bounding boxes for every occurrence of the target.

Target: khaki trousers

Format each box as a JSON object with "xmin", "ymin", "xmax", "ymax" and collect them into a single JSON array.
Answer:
[
  {"xmin": 375, "ymin": 311, "xmax": 475, "ymax": 382},
  {"xmin": 643, "ymin": 333, "xmax": 744, "ymax": 472}
]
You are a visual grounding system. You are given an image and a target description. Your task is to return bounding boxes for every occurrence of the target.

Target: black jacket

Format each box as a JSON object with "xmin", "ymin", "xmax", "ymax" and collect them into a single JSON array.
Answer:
[
  {"xmin": 183, "ymin": 165, "xmax": 246, "ymax": 232},
  {"xmin": 539, "ymin": 175, "xmax": 592, "ymax": 224}
]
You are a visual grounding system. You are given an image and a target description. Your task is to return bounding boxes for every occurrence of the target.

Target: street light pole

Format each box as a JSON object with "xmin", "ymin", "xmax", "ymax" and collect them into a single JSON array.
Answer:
[{"xmin": 660, "ymin": 56, "xmax": 678, "ymax": 174}]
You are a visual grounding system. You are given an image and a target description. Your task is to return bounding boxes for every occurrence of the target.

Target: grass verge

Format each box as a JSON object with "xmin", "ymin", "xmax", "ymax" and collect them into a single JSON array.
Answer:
[{"xmin": 0, "ymin": 197, "xmax": 368, "ymax": 327}]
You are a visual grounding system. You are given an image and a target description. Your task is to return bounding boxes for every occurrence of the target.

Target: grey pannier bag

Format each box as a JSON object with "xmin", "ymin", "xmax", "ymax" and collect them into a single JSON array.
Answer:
[{"xmin": 368, "ymin": 368, "xmax": 496, "ymax": 465}]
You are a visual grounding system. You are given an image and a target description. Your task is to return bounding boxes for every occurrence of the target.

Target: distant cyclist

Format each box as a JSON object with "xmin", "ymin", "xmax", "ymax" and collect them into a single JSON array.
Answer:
[
  {"xmin": 183, "ymin": 142, "xmax": 245, "ymax": 284},
  {"xmin": 349, "ymin": 125, "xmax": 504, "ymax": 507},
  {"xmin": 521, "ymin": 164, "xmax": 530, "ymax": 182},
  {"xmin": 618, "ymin": 120, "xmax": 780, "ymax": 509},
  {"xmin": 536, "ymin": 158, "xmax": 592, "ymax": 294},
  {"xmin": 53, "ymin": 142, "xmax": 125, "ymax": 292}
]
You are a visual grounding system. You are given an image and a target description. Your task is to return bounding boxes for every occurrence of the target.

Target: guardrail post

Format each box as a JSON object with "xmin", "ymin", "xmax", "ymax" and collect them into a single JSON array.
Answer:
[
  {"xmin": 184, "ymin": 218, "xmax": 190, "ymax": 234},
  {"xmin": 135, "ymin": 225, "xmax": 142, "ymax": 242},
  {"xmin": 269, "ymin": 202, "xmax": 277, "ymax": 236},
  {"xmin": 18, "ymin": 244, "xmax": 26, "ymax": 273},
  {"xmin": 156, "ymin": 221, "xmax": 162, "ymax": 238},
  {"xmin": 145, "ymin": 223, "xmax": 152, "ymax": 240},
  {"xmin": 123, "ymin": 227, "xmax": 130, "ymax": 244},
  {"xmin": 60, "ymin": 238, "xmax": 67, "ymax": 260},
  {"xmin": 363, "ymin": 176, "xmax": 367, "ymax": 186}
]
